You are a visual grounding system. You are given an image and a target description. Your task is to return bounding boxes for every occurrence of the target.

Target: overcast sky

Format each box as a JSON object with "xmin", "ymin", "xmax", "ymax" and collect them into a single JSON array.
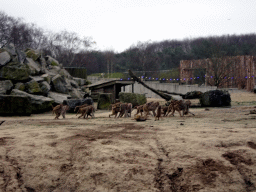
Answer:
[{"xmin": 1, "ymin": 0, "xmax": 256, "ymax": 52}]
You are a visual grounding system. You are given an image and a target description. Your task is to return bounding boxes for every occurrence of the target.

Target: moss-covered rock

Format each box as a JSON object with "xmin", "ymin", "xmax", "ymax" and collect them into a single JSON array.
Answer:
[
  {"xmin": 11, "ymin": 89, "xmax": 54, "ymax": 113},
  {"xmin": 97, "ymin": 93, "xmax": 113, "ymax": 110},
  {"xmin": 25, "ymin": 80, "xmax": 42, "ymax": 94},
  {"xmin": 0, "ymin": 62, "xmax": 31, "ymax": 80},
  {"xmin": 0, "ymin": 94, "xmax": 32, "ymax": 116},
  {"xmin": 40, "ymin": 81, "xmax": 51, "ymax": 96},
  {"xmin": 51, "ymin": 74, "xmax": 69, "ymax": 94},
  {"xmin": 118, "ymin": 92, "xmax": 147, "ymax": 106},
  {"xmin": 0, "ymin": 80, "xmax": 13, "ymax": 94},
  {"xmin": 200, "ymin": 90, "xmax": 231, "ymax": 107},
  {"xmin": 46, "ymin": 56, "xmax": 59, "ymax": 66},
  {"xmin": 25, "ymin": 49, "xmax": 41, "ymax": 61},
  {"xmin": 14, "ymin": 82, "xmax": 25, "ymax": 91}
]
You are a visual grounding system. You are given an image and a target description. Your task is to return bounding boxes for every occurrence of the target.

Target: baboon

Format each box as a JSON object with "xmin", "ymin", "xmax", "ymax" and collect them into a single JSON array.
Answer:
[
  {"xmin": 78, "ymin": 105, "xmax": 95, "ymax": 119},
  {"xmin": 117, "ymin": 103, "xmax": 129, "ymax": 118},
  {"xmin": 161, "ymin": 105, "xmax": 169, "ymax": 116},
  {"xmin": 170, "ymin": 100, "xmax": 195, "ymax": 117},
  {"xmin": 143, "ymin": 101, "xmax": 159, "ymax": 117},
  {"xmin": 155, "ymin": 105, "xmax": 162, "ymax": 121},
  {"xmin": 134, "ymin": 105, "xmax": 144, "ymax": 116},
  {"xmin": 134, "ymin": 114, "xmax": 147, "ymax": 121},
  {"xmin": 52, "ymin": 104, "xmax": 69, "ymax": 119},
  {"xmin": 109, "ymin": 102, "xmax": 122, "ymax": 118},
  {"xmin": 74, "ymin": 104, "xmax": 89, "ymax": 114},
  {"xmin": 126, "ymin": 103, "xmax": 133, "ymax": 117}
]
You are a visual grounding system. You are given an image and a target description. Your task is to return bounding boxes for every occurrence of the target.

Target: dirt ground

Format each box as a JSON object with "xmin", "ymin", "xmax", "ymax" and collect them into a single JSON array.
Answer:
[{"xmin": 0, "ymin": 92, "xmax": 256, "ymax": 192}]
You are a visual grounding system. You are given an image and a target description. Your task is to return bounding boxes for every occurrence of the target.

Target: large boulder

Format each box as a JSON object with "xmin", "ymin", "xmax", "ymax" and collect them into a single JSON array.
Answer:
[
  {"xmin": 47, "ymin": 91, "xmax": 72, "ymax": 104},
  {"xmin": 11, "ymin": 89, "xmax": 54, "ymax": 113},
  {"xmin": 63, "ymin": 98, "xmax": 93, "ymax": 112},
  {"xmin": 0, "ymin": 51, "xmax": 11, "ymax": 66},
  {"xmin": 45, "ymin": 56, "xmax": 59, "ymax": 66},
  {"xmin": 14, "ymin": 82, "xmax": 25, "ymax": 91},
  {"xmin": 25, "ymin": 49, "xmax": 41, "ymax": 61},
  {"xmin": 40, "ymin": 81, "xmax": 51, "ymax": 96},
  {"xmin": 16, "ymin": 49, "xmax": 27, "ymax": 64},
  {"xmin": 51, "ymin": 74, "xmax": 69, "ymax": 94},
  {"xmin": 69, "ymin": 88, "xmax": 84, "ymax": 99},
  {"xmin": 200, "ymin": 90, "xmax": 231, "ymax": 107},
  {"xmin": 41, "ymin": 73, "xmax": 51, "ymax": 84},
  {"xmin": 0, "ymin": 62, "xmax": 31, "ymax": 81},
  {"xmin": 0, "ymin": 95, "xmax": 32, "ymax": 116},
  {"xmin": 118, "ymin": 92, "xmax": 147, "ymax": 107},
  {"xmin": 3, "ymin": 43, "xmax": 16, "ymax": 56},
  {"xmin": 25, "ymin": 58, "xmax": 41, "ymax": 75},
  {"xmin": 0, "ymin": 80, "xmax": 13, "ymax": 94},
  {"xmin": 25, "ymin": 80, "xmax": 42, "ymax": 94},
  {"xmin": 97, "ymin": 93, "xmax": 113, "ymax": 110}
]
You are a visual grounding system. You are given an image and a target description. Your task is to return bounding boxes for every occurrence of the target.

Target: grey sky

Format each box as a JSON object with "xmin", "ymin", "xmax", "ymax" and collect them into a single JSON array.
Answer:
[{"xmin": 1, "ymin": 0, "xmax": 256, "ymax": 52}]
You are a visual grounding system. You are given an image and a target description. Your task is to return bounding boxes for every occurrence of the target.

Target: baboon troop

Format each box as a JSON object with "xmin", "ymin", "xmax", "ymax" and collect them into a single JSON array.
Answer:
[{"xmin": 52, "ymin": 99, "xmax": 195, "ymax": 120}]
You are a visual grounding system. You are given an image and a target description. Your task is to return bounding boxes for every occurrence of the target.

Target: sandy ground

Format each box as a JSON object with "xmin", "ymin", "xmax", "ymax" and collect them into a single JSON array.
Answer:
[{"xmin": 0, "ymin": 92, "xmax": 256, "ymax": 192}]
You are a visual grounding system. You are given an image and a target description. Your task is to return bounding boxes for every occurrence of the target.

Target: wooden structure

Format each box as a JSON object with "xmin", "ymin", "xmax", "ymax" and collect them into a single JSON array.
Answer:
[
  {"xmin": 86, "ymin": 79, "xmax": 135, "ymax": 102},
  {"xmin": 180, "ymin": 55, "xmax": 256, "ymax": 91}
]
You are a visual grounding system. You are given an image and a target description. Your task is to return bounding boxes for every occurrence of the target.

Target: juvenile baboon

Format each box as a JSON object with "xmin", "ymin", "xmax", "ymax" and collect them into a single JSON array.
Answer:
[
  {"xmin": 155, "ymin": 105, "xmax": 162, "ymax": 121},
  {"xmin": 143, "ymin": 101, "xmax": 159, "ymax": 117},
  {"xmin": 134, "ymin": 114, "xmax": 147, "ymax": 121}
]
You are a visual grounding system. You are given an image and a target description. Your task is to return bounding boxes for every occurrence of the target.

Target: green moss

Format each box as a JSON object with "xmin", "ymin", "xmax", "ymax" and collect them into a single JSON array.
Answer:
[
  {"xmin": 51, "ymin": 61, "xmax": 59, "ymax": 66},
  {"xmin": 26, "ymin": 49, "xmax": 40, "ymax": 61},
  {"xmin": 25, "ymin": 80, "xmax": 42, "ymax": 94},
  {"xmin": 0, "ymin": 62, "xmax": 30, "ymax": 80}
]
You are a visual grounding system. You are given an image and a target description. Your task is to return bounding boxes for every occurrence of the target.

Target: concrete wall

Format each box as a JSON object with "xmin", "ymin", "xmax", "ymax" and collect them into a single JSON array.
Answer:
[{"xmin": 122, "ymin": 81, "xmax": 218, "ymax": 98}]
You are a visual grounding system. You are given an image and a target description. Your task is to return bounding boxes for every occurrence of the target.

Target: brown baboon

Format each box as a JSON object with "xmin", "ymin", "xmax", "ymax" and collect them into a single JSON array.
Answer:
[
  {"xmin": 161, "ymin": 105, "xmax": 169, "ymax": 116},
  {"xmin": 78, "ymin": 105, "xmax": 95, "ymax": 119},
  {"xmin": 117, "ymin": 103, "xmax": 129, "ymax": 118},
  {"xmin": 155, "ymin": 105, "xmax": 162, "ymax": 121},
  {"xmin": 109, "ymin": 102, "xmax": 122, "ymax": 118},
  {"xmin": 170, "ymin": 100, "xmax": 195, "ymax": 117},
  {"xmin": 134, "ymin": 114, "xmax": 147, "ymax": 121},
  {"xmin": 52, "ymin": 104, "xmax": 69, "ymax": 119},
  {"xmin": 126, "ymin": 103, "xmax": 133, "ymax": 117},
  {"xmin": 143, "ymin": 101, "xmax": 159, "ymax": 117},
  {"xmin": 134, "ymin": 105, "xmax": 144, "ymax": 116},
  {"xmin": 74, "ymin": 104, "xmax": 89, "ymax": 114}
]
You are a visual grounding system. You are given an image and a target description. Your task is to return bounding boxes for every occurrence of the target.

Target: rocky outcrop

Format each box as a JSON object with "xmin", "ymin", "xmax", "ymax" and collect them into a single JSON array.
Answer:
[
  {"xmin": 0, "ymin": 94, "xmax": 32, "ymax": 116},
  {"xmin": 0, "ymin": 44, "xmax": 88, "ymax": 114},
  {"xmin": 0, "ymin": 80, "xmax": 13, "ymax": 94},
  {"xmin": 11, "ymin": 89, "xmax": 54, "ymax": 113},
  {"xmin": 47, "ymin": 92, "xmax": 72, "ymax": 104},
  {"xmin": 200, "ymin": 90, "xmax": 231, "ymax": 107}
]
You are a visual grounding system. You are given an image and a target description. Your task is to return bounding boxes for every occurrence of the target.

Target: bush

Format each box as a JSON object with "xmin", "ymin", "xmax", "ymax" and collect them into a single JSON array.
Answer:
[{"xmin": 119, "ymin": 92, "xmax": 146, "ymax": 107}]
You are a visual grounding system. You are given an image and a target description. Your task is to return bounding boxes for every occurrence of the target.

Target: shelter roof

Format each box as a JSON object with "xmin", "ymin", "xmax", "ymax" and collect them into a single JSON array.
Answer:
[{"xmin": 86, "ymin": 79, "xmax": 134, "ymax": 90}]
